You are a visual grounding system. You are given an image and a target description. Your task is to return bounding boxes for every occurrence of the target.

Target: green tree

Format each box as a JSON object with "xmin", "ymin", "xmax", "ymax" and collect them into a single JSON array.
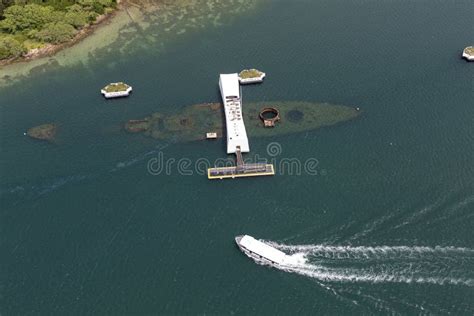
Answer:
[
  {"xmin": 0, "ymin": 0, "xmax": 16, "ymax": 18},
  {"xmin": 92, "ymin": 1, "xmax": 104, "ymax": 14},
  {"xmin": 64, "ymin": 5, "xmax": 89, "ymax": 28},
  {"xmin": 0, "ymin": 35, "xmax": 26, "ymax": 58},
  {"xmin": 77, "ymin": 0, "xmax": 94, "ymax": 11},
  {"xmin": 0, "ymin": 4, "xmax": 55, "ymax": 32},
  {"xmin": 0, "ymin": 0, "xmax": 117, "ymax": 60},
  {"xmin": 78, "ymin": 0, "xmax": 114, "ymax": 14},
  {"xmin": 67, "ymin": 3, "xmax": 83, "ymax": 12},
  {"xmin": 49, "ymin": 10, "xmax": 66, "ymax": 23},
  {"xmin": 87, "ymin": 11, "xmax": 98, "ymax": 22},
  {"xmin": 34, "ymin": 21, "xmax": 76, "ymax": 44}
]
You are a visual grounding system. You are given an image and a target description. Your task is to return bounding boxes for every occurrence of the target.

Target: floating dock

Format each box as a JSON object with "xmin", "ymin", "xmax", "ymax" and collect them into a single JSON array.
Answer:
[
  {"xmin": 208, "ymin": 164, "xmax": 275, "ymax": 179},
  {"xmin": 101, "ymin": 82, "xmax": 132, "ymax": 99},
  {"xmin": 208, "ymin": 146, "xmax": 275, "ymax": 179},
  {"xmin": 208, "ymin": 74, "xmax": 274, "ymax": 180}
]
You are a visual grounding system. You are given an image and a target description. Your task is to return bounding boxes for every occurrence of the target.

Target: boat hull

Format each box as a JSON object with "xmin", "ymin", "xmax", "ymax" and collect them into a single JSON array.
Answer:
[{"xmin": 235, "ymin": 235, "xmax": 283, "ymax": 267}]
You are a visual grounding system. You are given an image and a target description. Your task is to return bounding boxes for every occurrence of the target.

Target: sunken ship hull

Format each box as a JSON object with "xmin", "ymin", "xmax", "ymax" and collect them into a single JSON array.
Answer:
[{"xmin": 125, "ymin": 101, "xmax": 360, "ymax": 142}]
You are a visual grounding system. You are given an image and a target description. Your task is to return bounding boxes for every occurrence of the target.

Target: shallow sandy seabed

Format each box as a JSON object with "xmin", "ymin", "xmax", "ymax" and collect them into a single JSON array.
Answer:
[
  {"xmin": 0, "ymin": 10, "xmax": 134, "ymax": 88},
  {"xmin": 0, "ymin": 0, "xmax": 261, "ymax": 88}
]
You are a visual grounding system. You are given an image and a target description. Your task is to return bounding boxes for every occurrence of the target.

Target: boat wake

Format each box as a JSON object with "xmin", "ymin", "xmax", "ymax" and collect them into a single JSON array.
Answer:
[
  {"xmin": 1, "ymin": 146, "xmax": 170, "ymax": 207},
  {"xmin": 1, "ymin": 173, "xmax": 92, "ymax": 204},
  {"xmin": 264, "ymin": 241, "xmax": 474, "ymax": 286}
]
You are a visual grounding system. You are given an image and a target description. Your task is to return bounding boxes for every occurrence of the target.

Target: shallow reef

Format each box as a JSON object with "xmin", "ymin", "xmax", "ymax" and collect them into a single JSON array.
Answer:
[{"xmin": 26, "ymin": 123, "xmax": 57, "ymax": 142}]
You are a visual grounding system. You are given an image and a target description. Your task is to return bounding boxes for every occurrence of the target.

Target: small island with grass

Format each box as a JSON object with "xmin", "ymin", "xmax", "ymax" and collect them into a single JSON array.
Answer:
[
  {"xmin": 462, "ymin": 46, "xmax": 474, "ymax": 61},
  {"xmin": 101, "ymin": 82, "xmax": 132, "ymax": 98},
  {"xmin": 238, "ymin": 69, "xmax": 266, "ymax": 84}
]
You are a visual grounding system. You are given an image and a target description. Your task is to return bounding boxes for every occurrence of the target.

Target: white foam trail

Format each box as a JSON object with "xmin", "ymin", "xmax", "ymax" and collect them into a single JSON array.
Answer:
[
  {"xmin": 279, "ymin": 264, "xmax": 474, "ymax": 286},
  {"xmin": 263, "ymin": 241, "xmax": 474, "ymax": 286},
  {"xmin": 282, "ymin": 252, "xmax": 308, "ymax": 265},
  {"xmin": 266, "ymin": 241, "xmax": 474, "ymax": 260},
  {"xmin": 393, "ymin": 195, "xmax": 448, "ymax": 229},
  {"xmin": 111, "ymin": 149, "xmax": 159, "ymax": 171},
  {"xmin": 349, "ymin": 212, "xmax": 396, "ymax": 241},
  {"xmin": 429, "ymin": 194, "xmax": 474, "ymax": 225}
]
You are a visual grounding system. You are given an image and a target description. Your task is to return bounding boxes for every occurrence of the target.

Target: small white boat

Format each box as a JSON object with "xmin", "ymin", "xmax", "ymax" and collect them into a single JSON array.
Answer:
[
  {"xmin": 235, "ymin": 235, "xmax": 288, "ymax": 267},
  {"xmin": 101, "ymin": 82, "xmax": 133, "ymax": 99},
  {"xmin": 206, "ymin": 132, "xmax": 217, "ymax": 139}
]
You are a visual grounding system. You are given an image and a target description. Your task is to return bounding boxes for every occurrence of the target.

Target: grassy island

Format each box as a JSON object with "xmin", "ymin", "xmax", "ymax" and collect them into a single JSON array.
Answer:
[
  {"xmin": 239, "ymin": 69, "xmax": 264, "ymax": 79},
  {"xmin": 464, "ymin": 46, "xmax": 474, "ymax": 56},
  {"xmin": 0, "ymin": 0, "xmax": 117, "ymax": 60},
  {"xmin": 102, "ymin": 82, "xmax": 130, "ymax": 92}
]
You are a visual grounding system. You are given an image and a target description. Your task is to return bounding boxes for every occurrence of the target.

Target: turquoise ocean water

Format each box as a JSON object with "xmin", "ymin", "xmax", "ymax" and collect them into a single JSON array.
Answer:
[{"xmin": 1, "ymin": 0, "xmax": 473, "ymax": 314}]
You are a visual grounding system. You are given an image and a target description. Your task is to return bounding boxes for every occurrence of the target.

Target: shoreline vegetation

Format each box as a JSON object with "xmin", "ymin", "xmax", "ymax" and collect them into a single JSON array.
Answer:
[
  {"xmin": 0, "ymin": 0, "xmax": 121, "ymax": 65},
  {"xmin": 0, "ymin": 0, "xmax": 261, "ymax": 88}
]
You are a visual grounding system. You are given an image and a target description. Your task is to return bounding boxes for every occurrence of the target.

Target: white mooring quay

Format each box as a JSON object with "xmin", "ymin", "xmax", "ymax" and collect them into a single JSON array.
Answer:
[{"xmin": 219, "ymin": 73, "xmax": 250, "ymax": 154}]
